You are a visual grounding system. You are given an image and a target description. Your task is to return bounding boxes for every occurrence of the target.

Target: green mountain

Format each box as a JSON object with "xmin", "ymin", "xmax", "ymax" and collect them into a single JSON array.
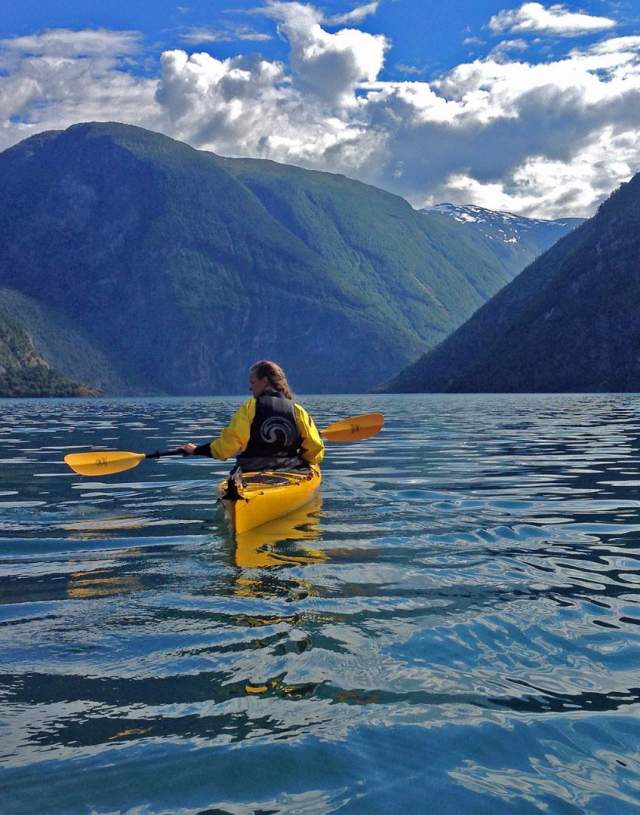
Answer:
[
  {"xmin": 0, "ymin": 289, "xmax": 126, "ymax": 394},
  {"xmin": 381, "ymin": 173, "xmax": 640, "ymax": 393},
  {"xmin": 0, "ymin": 122, "xmax": 579, "ymax": 395},
  {"xmin": 0, "ymin": 298, "xmax": 97, "ymax": 397}
]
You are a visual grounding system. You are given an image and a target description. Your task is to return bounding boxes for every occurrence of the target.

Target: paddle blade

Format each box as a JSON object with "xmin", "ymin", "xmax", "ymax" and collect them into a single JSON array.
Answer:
[
  {"xmin": 64, "ymin": 451, "xmax": 145, "ymax": 477},
  {"xmin": 320, "ymin": 412, "xmax": 384, "ymax": 442}
]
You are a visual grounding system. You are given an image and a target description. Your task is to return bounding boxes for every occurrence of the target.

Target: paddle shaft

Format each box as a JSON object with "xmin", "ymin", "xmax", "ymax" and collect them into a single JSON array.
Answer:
[{"xmin": 144, "ymin": 449, "xmax": 184, "ymax": 460}]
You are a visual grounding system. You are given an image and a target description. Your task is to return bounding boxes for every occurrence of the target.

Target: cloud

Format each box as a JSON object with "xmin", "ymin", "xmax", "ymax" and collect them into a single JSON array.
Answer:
[
  {"xmin": 0, "ymin": 29, "xmax": 159, "ymax": 138},
  {"xmin": 489, "ymin": 3, "xmax": 616, "ymax": 37},
  {"xmin": 326, "ymin": 2, "xmax": 379, "ymax": 26},
  {"xmin": 155, "ymin": 49, "xmax": 289, "ymax": 147},
  {"xmin": 263, "ymin": 1, "xmax": 388, "ymax": 105},
  {"xmin": 179, "ymin": 26, "xmax": 272, "ymax": 44},
  {"xmin": 153, "ymin": 44, "xmax": 383, "ymax": 170},
  {"xmin": 152, "ymin": 24, "xmax": 640, "ymax": 215},
  {"xmin": 0, "ymin": 28, "xmax": 141, "ymax": 58},
  {"xmin": 584, "ymin": 35, "xmax": 640, "ymax": 55},
  {"xmin": 386, "ymin": 38, "xmax": 640, "ymax": 214},
  {"xmin": 488, "ymin": 38, "xmax": 530, "ymax": 60},
  {"xmin": 395, "ymin": 63, "xmax": 427, "ymax": 76},
  {"xmin": 425, "ymin": 127, "xmax": 639, "ymax": 219},
  {"xmin": 1, "ymin": 4, "xmax": 640, "ymax": 219}
]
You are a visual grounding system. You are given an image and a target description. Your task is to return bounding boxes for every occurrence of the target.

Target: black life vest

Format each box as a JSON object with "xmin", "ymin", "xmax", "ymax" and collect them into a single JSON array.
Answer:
[{"xmin": 236, "ymin": 390, "xmax": 304, "ymax": 470}]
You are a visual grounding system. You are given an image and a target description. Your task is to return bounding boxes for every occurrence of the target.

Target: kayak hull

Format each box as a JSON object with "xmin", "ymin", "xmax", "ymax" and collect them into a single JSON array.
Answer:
[{"xmin": 217, "ymin": 467, "xmax": 321, "ymax": 535}]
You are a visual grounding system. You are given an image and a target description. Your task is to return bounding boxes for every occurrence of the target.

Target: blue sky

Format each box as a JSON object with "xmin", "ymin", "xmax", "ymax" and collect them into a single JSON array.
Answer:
[
  {"xmin": 1, "ymin": 1, "xmax": 639, "ymax": 216},
  {"xmin": 3, "ymin": 1, "xmax": 632, "ymax": 76}
]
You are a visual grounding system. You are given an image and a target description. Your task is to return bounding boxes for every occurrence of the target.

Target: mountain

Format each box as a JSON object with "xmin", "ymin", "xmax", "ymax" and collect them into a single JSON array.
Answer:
[
  {"xmin": 0, "ymin": 122, "xmax": 579, "ymax": 396},
  {"xmin": 380, "ymin": 174, "xmax": 640, "ymax": 393},
  {"xmin": 424, "ymin": 204, "xmax": 583, "ymax": 270},
  {"xmin": 0, "ymin": 288, "xmax": 126, "ymax": 394},
  {"xmin": 0, "ymin": 297, "xmax": 98, "ymax": 397}
]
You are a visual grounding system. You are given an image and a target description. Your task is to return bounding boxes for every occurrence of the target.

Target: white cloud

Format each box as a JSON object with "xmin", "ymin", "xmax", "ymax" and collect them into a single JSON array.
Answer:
[
  {"xmin": 1, "ymin": 4, "xmax": 640, "ymax": 219},
  {"xmin": 489, "ymin": 3, "xmax": 616, "ymax": 37},
  {"xmin": 155, "ymin": 49, "xmax": 291, "ymax": 149},
  {"xmin": 584, "ymin": 35, "xmax": 640, "ymax": 55},
  {"xmin": 0, "ymin": 29, "xmax": 159, "ymax": 140},
  {"xmin": 424, "ymin": 127, "xmax": 639, "ymax": 218},
  {"xmin": 263, "ymin": 1, "xmax": 388, "ymax": 105},
  {"xmin": 327, "ymin": 2, "xmax": 379, "ymax": 26},
  {"xmin": 396, "ymin": 63, "xmax": 427, "ymax": 76},
  {"xmin": 488, "ymin": 38, "xmax": 530, "ymax": 60},
  {"xmin": 179, "ymin": 26, "xmax": 272, "ymax": 44},
  {"xmin": 0, "ymin": 28, "xmax": 141, "ymax": 58},
  {"xmin": 153, "ymin": 43, "xmax": 384, "ymax": 167}
]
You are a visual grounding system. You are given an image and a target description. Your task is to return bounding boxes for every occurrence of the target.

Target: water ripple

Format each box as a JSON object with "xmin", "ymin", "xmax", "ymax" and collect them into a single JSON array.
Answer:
[{"xmin": 1, "ymin": 394, "xmax": 640, "ymax": 813}]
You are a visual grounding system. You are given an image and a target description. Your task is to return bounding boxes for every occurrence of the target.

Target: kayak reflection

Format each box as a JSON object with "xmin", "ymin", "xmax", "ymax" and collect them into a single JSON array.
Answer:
[
  {"xmin": 67, "ymin": 568, "xmax": 142, "ymax": 599},
  {"xmin": 233, "ymin": 493, "xmax": 325, "ymax": 569}
]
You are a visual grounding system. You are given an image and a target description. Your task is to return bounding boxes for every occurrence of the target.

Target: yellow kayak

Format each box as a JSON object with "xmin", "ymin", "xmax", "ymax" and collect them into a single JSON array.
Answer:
[{"xmin": 217, "ymin": 467, "xmax": 322, "ymax": 535}]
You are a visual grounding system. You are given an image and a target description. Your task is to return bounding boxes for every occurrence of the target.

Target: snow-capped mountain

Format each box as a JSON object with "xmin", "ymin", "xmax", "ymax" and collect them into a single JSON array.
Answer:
[{"xmin": 424, "ymin": 203, "xmax": 583, "ymax": 250}]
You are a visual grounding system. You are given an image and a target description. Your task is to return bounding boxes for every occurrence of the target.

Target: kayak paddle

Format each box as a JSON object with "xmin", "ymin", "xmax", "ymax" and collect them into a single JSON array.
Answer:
[
  {"xmin": 64, "ymin": 412, "xmax": 384, "ymax": 477},
  {"xmin": 319, "ymin": 412, "xmax": 384, "ymax": 442},
  {"xmin": 63, "ymin": 448, "xmax": 183, "ymax": 477}
]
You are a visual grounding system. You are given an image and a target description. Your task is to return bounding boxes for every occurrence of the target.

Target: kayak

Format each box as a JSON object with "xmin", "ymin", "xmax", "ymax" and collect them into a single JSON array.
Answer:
[{"xmin": 217, "ymin": 467, "xmax": 322, "ymax": 535}]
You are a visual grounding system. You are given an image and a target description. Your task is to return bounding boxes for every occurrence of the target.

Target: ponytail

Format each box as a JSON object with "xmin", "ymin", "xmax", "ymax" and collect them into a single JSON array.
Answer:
[{"xmin": 250, "ymin": 360, "xmax": 294, "ymax": 399}]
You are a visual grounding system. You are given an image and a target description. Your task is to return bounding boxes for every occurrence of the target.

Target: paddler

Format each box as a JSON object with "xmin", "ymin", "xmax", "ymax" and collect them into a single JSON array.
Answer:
[{"xmin": 179, "ymin": 360, "xmax": 324, "ymax": 472}]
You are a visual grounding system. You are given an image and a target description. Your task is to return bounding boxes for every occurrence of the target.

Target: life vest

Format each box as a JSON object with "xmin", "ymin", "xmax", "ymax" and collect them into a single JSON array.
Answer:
[{"xmin": 236, "ymin": 390, "xmax": 304, "ymax": 470}]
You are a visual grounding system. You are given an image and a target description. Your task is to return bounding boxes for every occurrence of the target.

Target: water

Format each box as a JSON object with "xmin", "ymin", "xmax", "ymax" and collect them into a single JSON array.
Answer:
[{"xmin": 1, "ymin": 393, "xmax": 640, "ymax": 815}]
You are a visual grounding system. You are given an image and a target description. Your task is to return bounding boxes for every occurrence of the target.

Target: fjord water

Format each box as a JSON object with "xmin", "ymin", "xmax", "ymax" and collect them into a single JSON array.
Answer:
[{"xmin": 1, "ymin": 394, "xmax": 640, "ymax": 815}]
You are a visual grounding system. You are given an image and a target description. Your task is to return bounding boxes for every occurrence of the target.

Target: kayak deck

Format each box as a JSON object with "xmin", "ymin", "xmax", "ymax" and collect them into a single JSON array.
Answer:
[{"xmin": 217, "ymin": 467, "xmax": 321, "ymax": 535}]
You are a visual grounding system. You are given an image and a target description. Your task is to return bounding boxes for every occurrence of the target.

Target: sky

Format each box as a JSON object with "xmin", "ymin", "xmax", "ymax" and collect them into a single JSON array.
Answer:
[{"xmin": 1, "ymin": 0, "xmax": 639, "ymax": 218}]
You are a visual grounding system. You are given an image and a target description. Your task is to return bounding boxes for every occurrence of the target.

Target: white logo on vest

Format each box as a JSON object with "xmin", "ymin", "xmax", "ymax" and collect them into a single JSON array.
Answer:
[{"xmin": 260, "ymin": 416, "xmax": 296, "ymax": 447}]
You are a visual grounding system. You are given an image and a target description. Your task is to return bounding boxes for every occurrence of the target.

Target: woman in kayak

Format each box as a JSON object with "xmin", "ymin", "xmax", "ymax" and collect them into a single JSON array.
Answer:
[{"xmin": 179, "ymin": 360, "xmax": 324, "ymax": 472}]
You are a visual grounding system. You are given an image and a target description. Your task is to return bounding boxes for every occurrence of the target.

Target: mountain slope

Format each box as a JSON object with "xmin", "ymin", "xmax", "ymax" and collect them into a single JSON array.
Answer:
[
  {"xmin": 0, "ymin": 289, "xmax": 127, "ymax": 394},
  {"xmin": 0, "ymin": 122, "xmax": 580, "ymax": 395},
  {"xmin": 0, "ymin": 306, "xmax": 95, "ymax": 397},
  {"xmin": 381, "ymin": 175, "xmax": 640, "ymax": 393},
  {"xmin": 219, "ymin": 158, "xmax": 545, "ymax": 339}
]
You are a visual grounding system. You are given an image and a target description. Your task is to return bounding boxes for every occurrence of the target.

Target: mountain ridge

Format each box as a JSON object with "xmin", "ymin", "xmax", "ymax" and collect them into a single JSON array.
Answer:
[{"xmin": 425, "ymin": 203, "xmax": 582, "ymax": 243}]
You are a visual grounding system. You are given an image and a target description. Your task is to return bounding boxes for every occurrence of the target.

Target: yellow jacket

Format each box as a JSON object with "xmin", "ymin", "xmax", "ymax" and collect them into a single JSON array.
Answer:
[{"xmin": 207, "ymin": 398, "xmax": 325, "ymax": 465}]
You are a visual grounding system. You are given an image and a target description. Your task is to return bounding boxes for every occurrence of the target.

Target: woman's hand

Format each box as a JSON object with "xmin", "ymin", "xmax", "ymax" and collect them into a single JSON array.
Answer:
[{"xmin": 178, "ymin": 443, "xmax": 197, "ymax": 455}]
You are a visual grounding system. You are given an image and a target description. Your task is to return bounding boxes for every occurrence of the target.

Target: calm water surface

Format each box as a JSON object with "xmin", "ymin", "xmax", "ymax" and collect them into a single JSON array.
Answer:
[{"xmin": 1, "ymin": 394, "xmax": 640, "ymax": 814}]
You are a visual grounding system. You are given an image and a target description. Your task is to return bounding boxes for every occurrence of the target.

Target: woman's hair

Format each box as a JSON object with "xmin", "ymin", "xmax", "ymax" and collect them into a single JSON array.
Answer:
[{"xmin": 250, "ymin": 360, "xmax": 293, "ymax": 399}]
